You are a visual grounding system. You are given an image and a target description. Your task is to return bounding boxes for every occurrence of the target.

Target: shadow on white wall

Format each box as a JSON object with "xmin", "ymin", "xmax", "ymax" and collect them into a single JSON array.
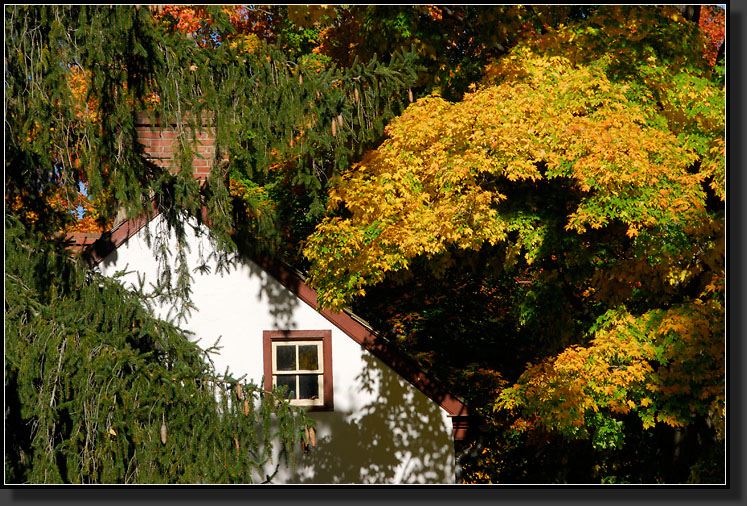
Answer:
[{"xmin": 276, "ymin": 352, "xmax": 454, "ymax": 484}]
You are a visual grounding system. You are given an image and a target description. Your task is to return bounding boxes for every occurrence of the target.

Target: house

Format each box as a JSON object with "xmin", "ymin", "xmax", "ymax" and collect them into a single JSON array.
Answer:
[{"xmin": 67, "ymin": 116, "xmax": 475, "ymax": 484}]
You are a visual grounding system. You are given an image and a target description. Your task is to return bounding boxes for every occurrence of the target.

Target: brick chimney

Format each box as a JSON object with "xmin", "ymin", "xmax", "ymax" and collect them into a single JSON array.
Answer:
[
  {"xmin": 134, "ymin": 112, "xmax": 226, "ymax": 181},
  {"xmin": 65, "ymin": 113, "xmax": 228, "ymax": 251}
]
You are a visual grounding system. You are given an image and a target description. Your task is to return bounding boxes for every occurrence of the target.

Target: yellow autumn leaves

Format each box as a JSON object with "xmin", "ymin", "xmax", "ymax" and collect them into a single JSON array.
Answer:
[
  {"xmin": 497, "ymin": 299, "xmax": 724, "ymax": 439},
  {"xmin": 304, "ymin": 50, "xmax": 719, "ymax": 310}
]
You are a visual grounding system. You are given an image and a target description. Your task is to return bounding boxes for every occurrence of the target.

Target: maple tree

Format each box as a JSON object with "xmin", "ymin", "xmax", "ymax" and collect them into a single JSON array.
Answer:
[{"xmin": 303, "ymin": 5, "xmax": 725, "ymax": 483}]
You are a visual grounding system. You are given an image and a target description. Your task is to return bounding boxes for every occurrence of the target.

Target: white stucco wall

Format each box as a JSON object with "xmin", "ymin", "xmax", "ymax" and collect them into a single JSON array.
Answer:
[{"xmin": 96, "ymin": 215, "xmax": 455, "ymax": 484}]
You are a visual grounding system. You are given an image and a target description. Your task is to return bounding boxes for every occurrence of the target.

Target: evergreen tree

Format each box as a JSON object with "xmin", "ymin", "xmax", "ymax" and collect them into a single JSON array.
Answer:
[
  {"xmin": 5, "ymin": 215, "xmax": 315, "ymax": 483},
  {"xmin": 5, "ymin": 5, "xmax": 417, "ymax": 483},
  {"xmin": 5, "ymin": 5, "xmax": 417, "ymax": 307}
]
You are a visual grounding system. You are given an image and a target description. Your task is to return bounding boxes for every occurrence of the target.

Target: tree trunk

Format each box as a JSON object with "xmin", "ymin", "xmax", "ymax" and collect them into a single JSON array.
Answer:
[
  {"xmin": 674, "ymin": 5, "xmax": 701, "ymax": 24},
  {"xmin": 715, "ymin": 41, "xmax": 725, "ymax": 66}
]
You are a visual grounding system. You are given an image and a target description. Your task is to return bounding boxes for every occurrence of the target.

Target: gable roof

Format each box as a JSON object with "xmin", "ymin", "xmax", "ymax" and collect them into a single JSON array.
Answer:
[{"xmin": 69, "ymin": 211, "xmax": 474, "ymax": 439}]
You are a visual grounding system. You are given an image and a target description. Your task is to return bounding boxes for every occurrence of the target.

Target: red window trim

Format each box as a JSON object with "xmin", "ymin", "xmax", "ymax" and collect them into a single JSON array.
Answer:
[
  {"xmin": 74, "ymin": 209, "xmax": 472, "ymax": 432},
  {"xmin": 263, "ymin": 330, "xmax": 334, "ymax": 412}
]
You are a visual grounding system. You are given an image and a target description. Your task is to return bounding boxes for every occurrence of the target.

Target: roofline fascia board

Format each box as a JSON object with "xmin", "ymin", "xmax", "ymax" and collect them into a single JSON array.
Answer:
[
  {"xmin": 68, "ymin": 208, "xmax": 475, "ymax": 435},
  {"xmin": 252, "ymin": 253, "xmax": 472, "ymax": 419}
]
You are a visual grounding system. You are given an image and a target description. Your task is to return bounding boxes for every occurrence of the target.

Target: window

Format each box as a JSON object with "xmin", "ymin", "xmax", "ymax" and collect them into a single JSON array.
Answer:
[{"xmin": 263, "ymin": 330, "xmax": 333, "ymax": 411}]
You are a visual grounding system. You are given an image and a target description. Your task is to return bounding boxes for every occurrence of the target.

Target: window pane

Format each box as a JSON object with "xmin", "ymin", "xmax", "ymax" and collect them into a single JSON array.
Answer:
[
  {"xmin": 298, "ymin": 374, "xmax": 320, "ymax": 400},
  {"xmin": 276, "ymin": 375, "xmax": 296, "ymax": 399},
  {"xmin": 298, "ymin": 345, "xmax": 319, "ymax": 370},
  {"xmin": 276, "ymin": 345, "xmax": 296, "ymax": 371}
]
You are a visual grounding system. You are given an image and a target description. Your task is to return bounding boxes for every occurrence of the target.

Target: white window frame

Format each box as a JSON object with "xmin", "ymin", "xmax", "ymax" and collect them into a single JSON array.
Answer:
[{"xmin": 271, "ymin": 340, "xmax": 324, "ymax": 407}]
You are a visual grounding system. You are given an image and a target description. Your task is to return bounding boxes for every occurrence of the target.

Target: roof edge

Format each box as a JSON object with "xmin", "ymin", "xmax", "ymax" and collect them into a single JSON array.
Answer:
[
  {"xmin": 69, "ymin": 211, "xmax": 473, "ymax": 421},
  {"xmin": 252, "ymin": 254, "xmax": 472, "ymax": 419}
]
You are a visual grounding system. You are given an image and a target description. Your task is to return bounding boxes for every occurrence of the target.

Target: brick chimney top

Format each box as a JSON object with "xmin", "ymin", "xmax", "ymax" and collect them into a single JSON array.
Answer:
[{"xmin": 135, "ymin": 112, "xmax": 226, "ymax": 182}]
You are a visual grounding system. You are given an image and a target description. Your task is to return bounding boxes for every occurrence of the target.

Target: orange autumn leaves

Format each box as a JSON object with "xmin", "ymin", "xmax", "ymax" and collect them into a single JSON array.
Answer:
[
  {"xmin": 153, "ymin": 5, "xmax": 271, "ymax": 47},
  {"xmin": 7, "ymin": 65, "xmax": 114, "ymax": 235},
  {"xmin": 6, "ymin": 182, "xmax": 111, "ymax": 235}
]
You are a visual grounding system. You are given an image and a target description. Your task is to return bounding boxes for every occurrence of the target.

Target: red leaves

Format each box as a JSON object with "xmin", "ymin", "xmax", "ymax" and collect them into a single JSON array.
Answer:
[
  {"xmin": 699, "ymin": 6, "xmax": 725, "ymax": 67},
  {"xmin": 155, "ymin": 5, "xmax": 275, "ymax": 47}
]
